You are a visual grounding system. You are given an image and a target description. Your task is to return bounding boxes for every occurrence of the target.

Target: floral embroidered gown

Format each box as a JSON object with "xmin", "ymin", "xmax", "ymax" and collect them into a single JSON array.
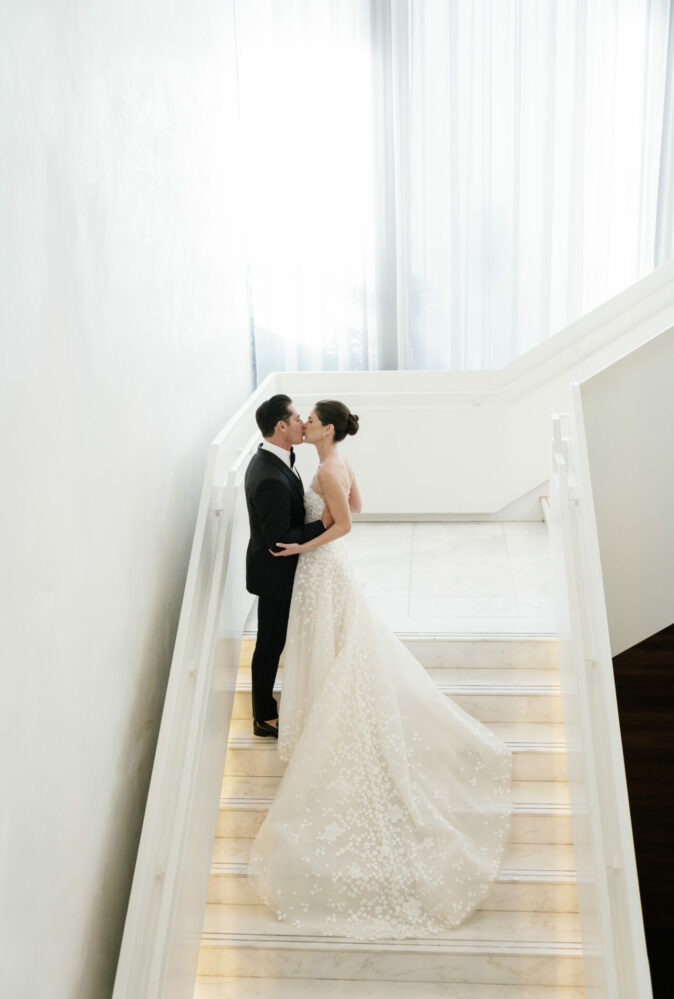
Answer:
[{"xmin": 246, "ymin": 488, "xmax": 512, "ymax": 940}]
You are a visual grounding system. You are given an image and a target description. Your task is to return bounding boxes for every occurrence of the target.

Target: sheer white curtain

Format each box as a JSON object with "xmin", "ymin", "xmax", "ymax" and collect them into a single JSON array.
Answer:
[
  {"xmin": 233, "ymin": 0, "xmax": 674, "ymax": 378},
  {"xmin": 402, "ymin": 0, "xmax": 674, "ymax": 369},
  {"xmin": 233, "ymin": 0, "xmax": 376, "ymax": 382}
]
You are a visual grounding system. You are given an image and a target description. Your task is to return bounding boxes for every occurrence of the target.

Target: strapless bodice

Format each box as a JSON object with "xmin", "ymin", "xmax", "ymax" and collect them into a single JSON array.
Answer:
[{"xmin": 303, "ymin": 487, "xmax": 326, "ymax": 523}]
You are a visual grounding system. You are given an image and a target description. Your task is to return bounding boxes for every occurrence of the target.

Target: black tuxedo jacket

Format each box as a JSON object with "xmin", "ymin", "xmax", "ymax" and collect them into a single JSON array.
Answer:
[{"xmin": 244, "ymin": 444, "xmax": 326, "ymax": 600}]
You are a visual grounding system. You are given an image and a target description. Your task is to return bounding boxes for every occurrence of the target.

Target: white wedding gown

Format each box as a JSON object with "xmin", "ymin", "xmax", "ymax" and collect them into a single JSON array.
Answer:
[{"xmin": 247, "ymin": 489, "xmax": 512, "ymax": 940}]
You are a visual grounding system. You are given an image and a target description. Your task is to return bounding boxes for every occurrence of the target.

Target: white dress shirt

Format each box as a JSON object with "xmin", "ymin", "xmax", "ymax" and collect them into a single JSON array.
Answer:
[{"xmin": 261, "ymin": 439, "xmax": 301, "ymax": 478}]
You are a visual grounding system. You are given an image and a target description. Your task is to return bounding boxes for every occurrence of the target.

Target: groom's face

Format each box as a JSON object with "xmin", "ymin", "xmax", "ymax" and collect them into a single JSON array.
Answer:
[{"xmin": 283, "ymin": 404, "xmax": 305, "ymax": 446}]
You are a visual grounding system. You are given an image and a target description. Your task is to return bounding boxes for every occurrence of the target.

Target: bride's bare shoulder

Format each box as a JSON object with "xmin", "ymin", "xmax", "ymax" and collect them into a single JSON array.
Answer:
[{"xmin": 318, "ymin": 455, "xmax": 351, "ymax": 489}]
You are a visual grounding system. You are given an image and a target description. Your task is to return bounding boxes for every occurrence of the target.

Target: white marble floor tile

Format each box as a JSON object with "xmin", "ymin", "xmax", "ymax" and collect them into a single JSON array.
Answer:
[
  {"xmin": 411, "ymin": 562, "xmax": 516, "ymax": 598},
  {"xmin": 504, "ymin": 532, "xmax": 551, "ymax": 563},
  {"xmin": 408, "ymin": 595, "xmax": 520, "ymax": 618},
  {"xmin": 413, "ymin": 521, "xmax": 504, "ymax": 543},
  {"xmin": 366, "ymin": 596, "xmax": 410, "ymax": 619},
  {"xmin": 510, "ymin": 616, "xmax": 556, "ymax": 633},
  {"xmin": 516, "ymin": 596, "xmax": 557, "ymax": 618},
  {"xmin": 511, "ymin": 562, "xmax": 554, "ymax": 598},
  {"xmin": 390, "ymin": 616, "xmax": 555, "ymax": 635},
  {"xmin": 502, "ymin": 521, "xmax": 548, "ymax": 536},
  {"xmin": 353, "ymin": 562, "xmax": 411, "ymax": 596},
  {"xmin": 412, "ymin": 530, "xmax": 510, "ymax": 565},
  {"xmin": 344, "ymin": 523, "xmax": 413, "ymax": 563},
  {"xmin": 243, "ymin": 518, "xmax": 555, "ymax": 638},
  {"xmin": 415, "ymin": 521, "xmax": 506, "ymax": 535}
]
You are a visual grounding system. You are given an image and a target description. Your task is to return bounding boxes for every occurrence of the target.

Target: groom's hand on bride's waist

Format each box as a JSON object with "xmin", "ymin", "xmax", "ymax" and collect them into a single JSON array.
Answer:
[{"xmin": 269, "ymin": 542, "xmax": 303, "ymax": 558}]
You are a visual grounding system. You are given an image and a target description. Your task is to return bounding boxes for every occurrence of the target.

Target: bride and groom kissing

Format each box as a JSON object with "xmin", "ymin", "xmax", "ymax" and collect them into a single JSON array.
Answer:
[
  {"xmin": 243, "ymin": 393, "xmax": 512, "ymax": 940},
  {"xmin": 244, "ymin": 393, "xmax": 360, "ymax": 739}
]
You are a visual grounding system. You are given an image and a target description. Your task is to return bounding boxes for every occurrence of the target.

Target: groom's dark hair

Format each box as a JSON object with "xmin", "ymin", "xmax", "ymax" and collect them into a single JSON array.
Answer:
[{"xmin": 256, "ymin": 394, "xmax": 293, "ymax": 439}]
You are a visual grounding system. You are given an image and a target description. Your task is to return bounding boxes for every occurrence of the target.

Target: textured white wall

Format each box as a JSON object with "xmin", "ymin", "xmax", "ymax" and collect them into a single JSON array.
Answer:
[
  {"xmin": 580, "ymin": 326, "xmax": 674, "ymax": 656},
  {"xmin": 0, "ymin": 3, "xmax": 249, "ymax": 997}
]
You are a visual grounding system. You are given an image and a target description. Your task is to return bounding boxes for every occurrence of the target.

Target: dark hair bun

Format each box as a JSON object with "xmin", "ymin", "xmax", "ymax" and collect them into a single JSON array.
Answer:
[
  {"xmin": 346, "ymin": 413, "xmax": 359, "ymax": 436},
  {"xmin": 314, "ymin": 399, "xmax": 359, "ymax": 443}
]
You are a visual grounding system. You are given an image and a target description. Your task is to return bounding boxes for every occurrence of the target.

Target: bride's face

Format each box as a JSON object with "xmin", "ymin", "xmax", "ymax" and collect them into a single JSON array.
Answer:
[{"xmin": 303, "ymin": 408, "xmax": 328, "ymax": 445}]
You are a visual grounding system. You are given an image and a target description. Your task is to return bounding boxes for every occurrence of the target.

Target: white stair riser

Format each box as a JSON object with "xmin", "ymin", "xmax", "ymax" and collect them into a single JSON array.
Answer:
[
  {"xmin": 194, "ymin": 977, "xmax": 586, "ymax": 999},
  {"xmin": 216, "ymin": 810, "xmax": 573, "ymax": 844},
  {"xmin": 231, "ymin": 689, "xmax": 563, "ymax": 723},
  {"xmin": 511, "ymin": 813, "xmax": 573, "ymax": 844},
  {"xmin": 224, "ymin": 746, "xmax": 567, "ymax": 782},
  {"xmin": 196, "ymin": 944, "xmax": 584, "ymax": 987},
  {"xmin": 239, "ymin": 638, "xmax": 559, "ymax": 670},
  {"xmin": 398, "ymin": 640, "xmax": 559, "ymax": 670},
  {"xmin": 236, "ymin": 666, "xmax": 561, "ymax": 688},
  {"xmin": 206, "ymin": 872, "xmax": 579, "ymax": 913}
]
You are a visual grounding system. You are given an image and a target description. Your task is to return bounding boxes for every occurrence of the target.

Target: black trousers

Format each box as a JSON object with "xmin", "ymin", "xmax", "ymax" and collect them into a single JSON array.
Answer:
[{"xmin": 250, "ymin": 596, "xmax": 291, "ymax": 722}]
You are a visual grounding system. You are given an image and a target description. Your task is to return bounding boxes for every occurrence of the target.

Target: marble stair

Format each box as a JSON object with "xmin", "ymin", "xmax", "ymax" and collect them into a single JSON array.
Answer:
[{"xmin": 193, "ymin": 636, "xmax": 585, "ymax": 998}]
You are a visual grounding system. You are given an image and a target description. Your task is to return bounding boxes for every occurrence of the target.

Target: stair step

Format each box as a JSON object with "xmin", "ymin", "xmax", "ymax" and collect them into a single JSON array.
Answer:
[
  {"xmin": 203, "ymin": 902, "xmax": 582, "ymax": 941},
  {"xmin": 207, "ymin": 640, "xmax": 580, "ymax": 992},
  {"xmin": 224, "ymin": 744, "xmax": 567, "ymax": 783},
  {"xmin": 238, "ymin": 636, "xmax": 559, "ymax": 670},
  {"xmin": 196, "ymin": 906, "xmax": 583, "ymax": 986},
  {"xmin": 194, "ymin": 979, "xmax": 584, "ymax": 999},
  {"xmin": 214, "ymin": 838, "xmax": 576, "ymax": 870},
  {"xmin": 216, "ymin": 805, "xmax": 571, "ymax": 845},
  {"xmin": 217, "ymin": 776, "xmax": 572, "ymax": 845},
  {"xmin": 220, "ymin": 775, "xmax": 569, "ymax": 805},
  {"xmin": 206, "ymin": 868, "xmax": 578, "ymax": 914},
  {"xmin": 231, "ymin": 682, "xmax": 563, "ymax": 724},
  {"xmin": 236, "ymin": 664, "xmax": 560, "ymax": 687},
  {"xmin": 228, "ymin": 717, "xmax": 566, "ymax": 742},
  {"xmin": 224, "ymin": 723, "xmax": 567, "ymax": 782},
  {"xmin": 207, "ymin": 836, "xmax": 578, "ymax": 913}
]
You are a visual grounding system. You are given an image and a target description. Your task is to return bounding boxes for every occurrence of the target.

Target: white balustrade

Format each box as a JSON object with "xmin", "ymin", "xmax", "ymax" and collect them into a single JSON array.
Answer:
[
  {"xmin": 111, "ymin": 383, "xmax": 269, "ymax": 999},
  {"xmin": 549, "ymin": 401, "xmax": 652, "ymax": 999}
]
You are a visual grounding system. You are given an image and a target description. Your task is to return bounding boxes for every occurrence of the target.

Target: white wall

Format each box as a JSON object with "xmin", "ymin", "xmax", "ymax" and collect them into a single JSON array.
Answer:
[
  {"xmin": 579, "ymin": 326, "xmax": 674, "ymax": 657},
  {"xmin": 271, "ymin": 265, "xmax": 674, "ymax": 517},
  {"xmin": 0, "ymin": 3, "xmax": 249, "ymax": 997}
]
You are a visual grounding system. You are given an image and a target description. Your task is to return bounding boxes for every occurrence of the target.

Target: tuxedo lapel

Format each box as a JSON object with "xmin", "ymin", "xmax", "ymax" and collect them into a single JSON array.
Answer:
[{"xmin": 257, "ymin": 445, "xmax": 305, "ymax": 500}]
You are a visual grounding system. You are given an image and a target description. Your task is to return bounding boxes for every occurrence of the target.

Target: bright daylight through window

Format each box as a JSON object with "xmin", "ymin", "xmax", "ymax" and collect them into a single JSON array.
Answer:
[{"xmin": 233, "ymin": 0, "xmax": 674, "ymax": 380}]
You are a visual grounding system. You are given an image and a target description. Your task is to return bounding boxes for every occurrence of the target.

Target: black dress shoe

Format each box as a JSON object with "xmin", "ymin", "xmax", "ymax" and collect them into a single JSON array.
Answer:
[{"xmin": 253, "ymin": 719, "xmax": 279, "ymax": 738}]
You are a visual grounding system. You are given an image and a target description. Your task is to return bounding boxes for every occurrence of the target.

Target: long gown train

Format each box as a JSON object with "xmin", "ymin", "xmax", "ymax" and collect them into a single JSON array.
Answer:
[{"xmin": 246, "ymin": 489, "xmax": 512, "ymax": 940}]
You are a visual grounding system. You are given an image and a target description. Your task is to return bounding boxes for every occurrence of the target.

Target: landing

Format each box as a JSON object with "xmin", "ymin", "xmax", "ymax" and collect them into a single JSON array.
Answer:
[{"xmin": 245, "ymin": 520, "xmax": 554, "ymax": 636}]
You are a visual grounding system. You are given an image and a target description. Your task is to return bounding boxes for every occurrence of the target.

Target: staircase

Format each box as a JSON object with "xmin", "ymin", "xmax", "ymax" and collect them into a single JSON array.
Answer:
[{"xmin": 193, "ymin": 633, "xmax": 585, "ymax": 997}]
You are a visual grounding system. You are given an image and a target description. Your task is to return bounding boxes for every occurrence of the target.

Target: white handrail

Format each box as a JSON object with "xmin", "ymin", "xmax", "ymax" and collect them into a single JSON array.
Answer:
[
  {"xmin": 549, "ymin": 402, "xmax": 652, "ymax": 999},
  {"xmin": 111, "ymin": 382, "xmax": 271, "ymax": 999}
]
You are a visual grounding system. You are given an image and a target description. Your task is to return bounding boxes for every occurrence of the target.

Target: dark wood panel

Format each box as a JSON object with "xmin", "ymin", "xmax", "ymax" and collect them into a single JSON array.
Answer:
[{"xmin": 612, "ymin": 622, "xmax": 674, "ymax": 997}]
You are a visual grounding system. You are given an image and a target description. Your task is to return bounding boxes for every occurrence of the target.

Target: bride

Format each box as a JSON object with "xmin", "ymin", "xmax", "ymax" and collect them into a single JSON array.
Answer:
[{"xmin": 246, "ymin": 399, "xmax": 512, "ymax": 940}]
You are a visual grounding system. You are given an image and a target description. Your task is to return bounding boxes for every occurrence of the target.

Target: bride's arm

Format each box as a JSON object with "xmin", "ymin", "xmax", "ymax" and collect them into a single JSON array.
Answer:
[
  {"xmin": 348, "ymin": 470, "xmax": 362, "ymax": 514},
  {"xmin": 270, "ymin": 466, "xmax": 350, "ymax": 557}
]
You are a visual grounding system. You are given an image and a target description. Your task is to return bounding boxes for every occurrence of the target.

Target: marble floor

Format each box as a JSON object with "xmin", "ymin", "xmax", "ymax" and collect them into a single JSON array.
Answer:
[{"xmin": 245, "ymin": 520, "xmax": 556, "ymax": 636}]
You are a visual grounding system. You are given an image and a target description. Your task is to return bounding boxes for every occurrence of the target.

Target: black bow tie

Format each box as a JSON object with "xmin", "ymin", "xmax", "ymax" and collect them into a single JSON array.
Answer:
[{"xmin": 289, "ymin": 447, "xmax": 296, "ymax": 468}]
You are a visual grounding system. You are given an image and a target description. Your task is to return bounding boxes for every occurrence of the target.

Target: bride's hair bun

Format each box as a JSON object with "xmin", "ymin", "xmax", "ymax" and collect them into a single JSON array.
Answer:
[{"xmin": 314, "ymin": 399, "xmax": 360, "ymax": 443}]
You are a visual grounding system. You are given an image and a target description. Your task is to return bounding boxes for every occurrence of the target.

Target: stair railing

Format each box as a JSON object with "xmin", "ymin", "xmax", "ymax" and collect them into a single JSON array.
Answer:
[
  {"xmin": 549, "ymin": 396, "xmax": 652, "ymax": 999},
  {"xmin": 111, "ymin": 384, "xmax": 268, "ymax": 999}
]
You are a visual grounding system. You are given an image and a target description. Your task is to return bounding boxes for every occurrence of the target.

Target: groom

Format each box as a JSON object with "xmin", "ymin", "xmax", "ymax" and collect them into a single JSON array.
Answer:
[{"xmin": 244, "ymin": 394, "xmax": 330, "ymax": 738}]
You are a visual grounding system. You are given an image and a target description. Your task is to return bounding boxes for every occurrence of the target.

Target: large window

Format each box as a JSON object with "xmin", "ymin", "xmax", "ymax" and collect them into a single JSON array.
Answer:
[{"xmin": 234, "ymin": 0, "xmax": 674, "ymax": 380}]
